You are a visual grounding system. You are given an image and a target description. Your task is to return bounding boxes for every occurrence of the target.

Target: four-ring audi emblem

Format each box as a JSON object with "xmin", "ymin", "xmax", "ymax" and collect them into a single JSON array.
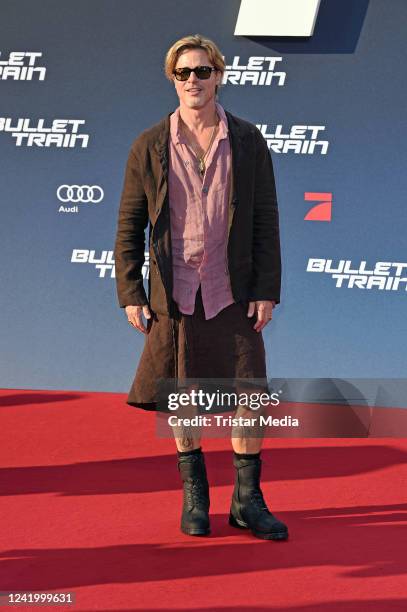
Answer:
[{"xmin": 57, "ymin": 185, "xmax": 104, "ymax": 203}]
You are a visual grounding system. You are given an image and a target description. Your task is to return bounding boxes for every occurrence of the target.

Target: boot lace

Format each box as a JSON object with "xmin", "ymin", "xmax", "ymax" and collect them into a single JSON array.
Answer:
[{"xmin": 185, "ymin": 478, "xmax": 208, "ymax": 510}]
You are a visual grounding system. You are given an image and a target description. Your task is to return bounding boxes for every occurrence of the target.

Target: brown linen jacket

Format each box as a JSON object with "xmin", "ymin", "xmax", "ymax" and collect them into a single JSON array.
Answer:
[{"xmin": 113, "ymin": 108, "xmax": 282, "ymax": 317}]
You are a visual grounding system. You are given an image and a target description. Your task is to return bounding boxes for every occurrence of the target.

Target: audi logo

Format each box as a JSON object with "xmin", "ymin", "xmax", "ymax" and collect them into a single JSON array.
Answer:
[{"xmin": 57, "ymin": 185, "xmax": 104, "ymax": 203}]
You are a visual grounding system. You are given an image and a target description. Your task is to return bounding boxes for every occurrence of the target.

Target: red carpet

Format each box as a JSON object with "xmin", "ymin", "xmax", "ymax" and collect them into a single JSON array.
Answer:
[{"xmin": 1, "ymin": 389, "xmax": 407, "ymax": 611}]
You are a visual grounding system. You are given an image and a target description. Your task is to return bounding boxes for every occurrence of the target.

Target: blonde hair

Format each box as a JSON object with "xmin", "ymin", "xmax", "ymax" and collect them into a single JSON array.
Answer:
[{"xmin": 164, "ymin": 34, "xmax": 225, "ymax": 94}]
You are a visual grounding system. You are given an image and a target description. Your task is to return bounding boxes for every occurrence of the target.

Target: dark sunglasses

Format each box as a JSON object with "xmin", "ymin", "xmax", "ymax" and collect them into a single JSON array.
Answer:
[{"xmin": 173, "ymin": 65, "xmax": 217, "ymax": 81}]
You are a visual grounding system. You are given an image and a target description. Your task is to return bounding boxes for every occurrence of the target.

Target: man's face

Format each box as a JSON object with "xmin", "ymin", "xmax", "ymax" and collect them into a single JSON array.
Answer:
[{"xmin": 173, "ymin": 48, "xmax": 222, "ymax": 110}]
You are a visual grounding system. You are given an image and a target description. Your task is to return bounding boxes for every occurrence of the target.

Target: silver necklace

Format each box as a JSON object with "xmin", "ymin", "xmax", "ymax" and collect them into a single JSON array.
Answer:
[{"xmin": 180, "ymin": 116, "xmax": 219, "ymax": 177}]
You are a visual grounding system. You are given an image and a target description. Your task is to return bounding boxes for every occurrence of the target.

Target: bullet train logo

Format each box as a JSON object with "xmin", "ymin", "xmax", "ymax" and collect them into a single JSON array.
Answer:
[
  {"xmin": 256, "ymin": 124, "xmax": 328, "ymax": 154},
  {"xmin": 0, "ymin": 51, "xmax": 46, "ymax": 80},
  {"xmin": 0, "ymin": 118, "xmax": 89, "ymax": 147},
  {"xmin": 222, "ymin": 56, "xmax": 286, "ymax": 87},
  {"xmin": 307, "ymin": 259, "xmax": 407, "ymax": 291},
  {"xmin": 71, "ymin": 249, "xmax": 150, "ymax": 279},
  {"xmin": 234, "ymin": 0, "xmax": 322, "ymax": 37}
]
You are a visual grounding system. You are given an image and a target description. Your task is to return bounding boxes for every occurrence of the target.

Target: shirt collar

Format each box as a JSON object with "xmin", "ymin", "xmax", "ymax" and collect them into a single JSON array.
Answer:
[{"xmin": 170, "ymin": 101, "xmax": 228, "ymax": 145}]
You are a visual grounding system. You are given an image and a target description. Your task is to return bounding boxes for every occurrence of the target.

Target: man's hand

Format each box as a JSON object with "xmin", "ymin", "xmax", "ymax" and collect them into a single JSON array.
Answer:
[
  {"xmin": 125, "ymin": 304, "xmax": 152, "ymax": 334},
  {"xmin": 247, "ymin": 300, "xmax": 276, "ymax": 332}
]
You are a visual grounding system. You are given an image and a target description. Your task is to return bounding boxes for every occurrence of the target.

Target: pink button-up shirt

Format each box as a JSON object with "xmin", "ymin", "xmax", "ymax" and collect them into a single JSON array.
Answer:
[{"xmin": 168, "ymin": 102, "xmax": 235, "ymax": 320}]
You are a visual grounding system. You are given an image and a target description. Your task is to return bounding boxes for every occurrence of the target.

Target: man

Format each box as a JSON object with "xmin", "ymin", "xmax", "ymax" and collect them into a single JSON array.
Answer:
[{"xmin": 114, "ymin": 34, "xmax": 288, "ymax": 541}]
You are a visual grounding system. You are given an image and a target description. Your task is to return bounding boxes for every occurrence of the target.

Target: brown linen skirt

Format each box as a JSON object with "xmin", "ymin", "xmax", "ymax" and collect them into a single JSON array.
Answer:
[{"xmin": 126, "ymin": 285, "xmax": 269, "ymax": 414}]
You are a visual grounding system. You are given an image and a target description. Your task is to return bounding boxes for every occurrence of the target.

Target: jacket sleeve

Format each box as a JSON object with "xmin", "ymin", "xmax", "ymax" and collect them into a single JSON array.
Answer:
[
  {"xmin": 249, "ymin": 127, "xmax": 282, "ymax": 305},
  {"xmin": 113, "ymin": 144, "xmax": 149, "ymax": 308}
]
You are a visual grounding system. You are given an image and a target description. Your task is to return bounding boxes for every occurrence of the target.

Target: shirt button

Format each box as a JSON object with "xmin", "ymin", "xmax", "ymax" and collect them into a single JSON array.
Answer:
[{"xmin": 202, "ymin": 186, "xmax": 208, "ymax": 194}]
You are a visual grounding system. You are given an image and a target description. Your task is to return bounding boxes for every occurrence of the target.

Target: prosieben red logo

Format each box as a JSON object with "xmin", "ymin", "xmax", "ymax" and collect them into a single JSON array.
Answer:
[{"xmin": 304, "ymin": 192, "xmax": 332, "ymax": 221}]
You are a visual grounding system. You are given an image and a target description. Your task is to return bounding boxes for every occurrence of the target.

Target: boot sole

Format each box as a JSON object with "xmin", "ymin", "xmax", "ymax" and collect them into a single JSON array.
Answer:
[
  {"xmin": 229, "ymin": 512, "xmax": 288, "ymax": 541},
  {"xmin": 181, "ymin": 526, "xmax": 211, "ymax": 536}
]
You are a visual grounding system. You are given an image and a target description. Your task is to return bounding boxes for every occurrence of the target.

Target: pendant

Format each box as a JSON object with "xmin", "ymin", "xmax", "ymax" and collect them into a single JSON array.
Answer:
[{"xmin": 198, "ymin": 158, "xmax": 205, "ymax": 176}]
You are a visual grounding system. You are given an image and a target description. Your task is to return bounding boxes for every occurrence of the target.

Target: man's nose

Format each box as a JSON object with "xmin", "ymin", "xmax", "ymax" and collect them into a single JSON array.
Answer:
[{"xmin": 186, "ymin": 70, "xmax": 199, "ymax": 83}]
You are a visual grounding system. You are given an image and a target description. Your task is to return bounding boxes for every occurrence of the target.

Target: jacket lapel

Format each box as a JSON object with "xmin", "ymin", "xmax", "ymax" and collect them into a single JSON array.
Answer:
[
  {"xmin": 224, "ymin": 110, "xmax": 243, "ymax": 240},
  {"xmin": 153, "ymin": 114, "xmax": 171, "ymax": 219}
]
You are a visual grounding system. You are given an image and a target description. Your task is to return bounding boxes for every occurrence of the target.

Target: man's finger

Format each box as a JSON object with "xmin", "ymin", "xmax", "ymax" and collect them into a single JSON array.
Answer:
[
  {"xmin": 142, "ymin": 305, "xmax": 152, "ymax": 320},
  {"xmin": 134, "ymin": 310, "xmax": 148, "ymax": 334},
  {"xmin": 128, "ymin": 314, "xmax": 142, "ymax": 333},
  {"xmin": 253, "ymin": 304, "xmax": 273, "ymax": 332},
  {"xmin": 127, "ymin": 310, "xmax": 146, "ymax": 334},
  {"xmin": 247, "ymin": 301, "xmax": 256, "ymax": 318}
]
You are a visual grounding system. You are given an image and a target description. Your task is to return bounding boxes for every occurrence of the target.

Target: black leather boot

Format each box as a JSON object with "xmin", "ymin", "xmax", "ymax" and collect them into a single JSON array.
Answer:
[
  {"xmin": 229, "ymin": 454, "xmax": 288, "ymax": 540},
  {"xmin": 177, "ymin": 451, "xmax": 210, "ymax": 536}
]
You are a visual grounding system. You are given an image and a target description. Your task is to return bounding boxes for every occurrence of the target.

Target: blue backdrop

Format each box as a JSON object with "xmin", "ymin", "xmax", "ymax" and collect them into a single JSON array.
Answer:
[{"xmin": 1, "ymin": 0, "xmax": 406, "ymax": 402}]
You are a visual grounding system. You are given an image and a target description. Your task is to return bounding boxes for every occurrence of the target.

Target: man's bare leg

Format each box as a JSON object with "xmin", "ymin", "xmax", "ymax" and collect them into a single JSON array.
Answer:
[
  {"xmin": 231, "ymin": 385, "xmax": 266, "ymax": 453},
  {"xmin": 171, "ymin": 382, "xmax": 202, "ymax": 451}
]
